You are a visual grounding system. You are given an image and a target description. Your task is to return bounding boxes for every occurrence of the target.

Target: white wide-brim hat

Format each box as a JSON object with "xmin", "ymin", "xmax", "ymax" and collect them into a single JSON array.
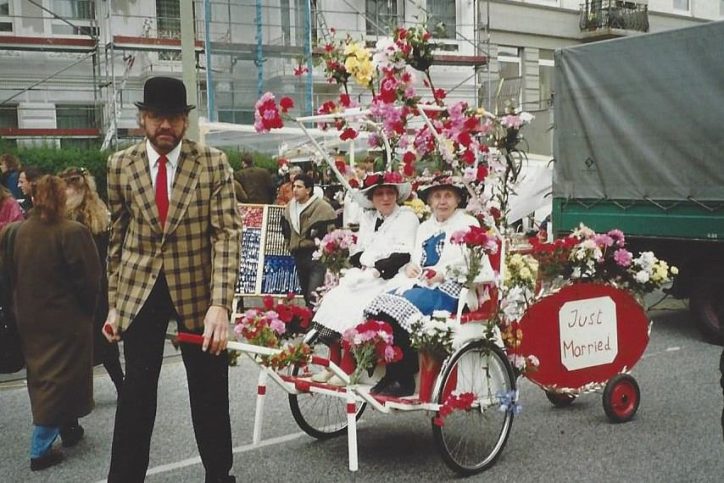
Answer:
[{"xmin": 355, "ymin": 171, "xmax": 412, "ymax": 209}]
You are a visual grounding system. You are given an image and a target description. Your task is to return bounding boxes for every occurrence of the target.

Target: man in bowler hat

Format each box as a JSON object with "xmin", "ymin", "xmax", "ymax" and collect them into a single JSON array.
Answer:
[{"xmin": 103, "ymin": 76, "xmax": 242, "ymax": 482}]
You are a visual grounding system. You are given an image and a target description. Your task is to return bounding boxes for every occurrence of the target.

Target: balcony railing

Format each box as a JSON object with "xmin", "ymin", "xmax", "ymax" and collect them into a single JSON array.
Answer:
[{"xmin": 579, "ymin": 1, "xmax": 649, "ymax": 34}]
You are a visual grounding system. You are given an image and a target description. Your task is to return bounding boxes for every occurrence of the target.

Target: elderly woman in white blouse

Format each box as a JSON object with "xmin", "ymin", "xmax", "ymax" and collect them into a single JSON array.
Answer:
[
  {"xmin": 364, "ymin": 175, "xmax": 492, "ymax": 397},
  {"xmin": 311, "ymin": 172, "xmax": 419, "ymax": 383}
]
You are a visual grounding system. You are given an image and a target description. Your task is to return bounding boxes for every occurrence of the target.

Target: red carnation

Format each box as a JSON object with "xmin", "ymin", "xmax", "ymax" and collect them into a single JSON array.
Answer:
[
  {"xmin": 403, "ymin": 161, "xmax": 415, "ymax": 177},
  {"xmin": 476, "ymin": 165, "xmax": 488, "ymax": 182},
  {"xmin": 402, "ymin": 151, "xmax": 416, "ymax": 164},
  {"xmin": 279, "ymin": 96, "xmax": 294, "ymax": 113},
  {"xmin": 339, "ymin": 127, "xmax": 357, "ymax": 141},
  {"xmin": 262, "ymin": 296, "xmax": 274, "ymax": 310},
  {"xmin": 461, "ymin": 149, "xmax": 476, "ymax": 165}
]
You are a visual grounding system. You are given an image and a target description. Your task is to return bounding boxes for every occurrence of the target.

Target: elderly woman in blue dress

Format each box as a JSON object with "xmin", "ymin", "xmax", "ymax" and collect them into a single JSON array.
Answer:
[
  {"xmin": 364, "ymin": 175, "xmax": 492, "ymax": 397},
  {"xmin": 311, "ymin": 172, "xmax": 419, "ymax": 383}
]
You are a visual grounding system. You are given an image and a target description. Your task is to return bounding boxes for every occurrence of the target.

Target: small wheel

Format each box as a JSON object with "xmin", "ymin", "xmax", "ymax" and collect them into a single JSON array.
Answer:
[
  {"xmin": 431, "ymin": 340, "xmax": 516, "ymax": 476},
  {"xmin": 545, "ymin": 390, "xmax": 577, "ymax": 408},
  {"xmin": 602, "ymin": 374, "xmax": 640, "ymax": 423},
  {"xmin": 288, "ymin": 330, "xmax": 366, "ymax": 439}
]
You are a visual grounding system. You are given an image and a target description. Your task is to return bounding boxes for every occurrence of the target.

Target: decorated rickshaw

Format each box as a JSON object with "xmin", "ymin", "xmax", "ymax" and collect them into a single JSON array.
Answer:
[{"xmin": 182, "ymin": 22, "xmax": 676, "ymax": 476}]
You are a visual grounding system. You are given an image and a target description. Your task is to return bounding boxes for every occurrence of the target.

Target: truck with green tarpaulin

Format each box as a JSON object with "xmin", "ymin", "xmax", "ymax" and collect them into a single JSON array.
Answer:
[{"xmin": 552, "ymin": 20, "xmax": 724, "ymax": 340}]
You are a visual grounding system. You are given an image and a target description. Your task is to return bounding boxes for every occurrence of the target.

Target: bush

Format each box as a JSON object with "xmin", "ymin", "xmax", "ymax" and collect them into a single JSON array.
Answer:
[{"xmin": 0, "ymin": 143, "xmax": 276, "ymax": 200}]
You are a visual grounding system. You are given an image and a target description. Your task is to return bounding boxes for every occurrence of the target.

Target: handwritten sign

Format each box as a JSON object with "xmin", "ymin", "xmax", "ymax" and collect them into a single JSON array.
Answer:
[{"xmin": 558, "ymin": 296, "xmax": 618, "ymax": 371}]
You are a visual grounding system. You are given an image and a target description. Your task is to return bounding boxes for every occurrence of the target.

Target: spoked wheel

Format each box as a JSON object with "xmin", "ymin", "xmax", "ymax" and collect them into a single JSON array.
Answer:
[
  {"xmin": 545, "ymin": 390, "xmax": 577, "ymax": 408},
  {"xmin": 602, "ymin": 374, "xmax": 640, "ymax": 423},
  {"xmin": 431, "ymin": 340, "xmax": 516, "ymax": 476},
  {"xmin": 288, "ymin": 330, "xmax": 366, "ymax": 439}
]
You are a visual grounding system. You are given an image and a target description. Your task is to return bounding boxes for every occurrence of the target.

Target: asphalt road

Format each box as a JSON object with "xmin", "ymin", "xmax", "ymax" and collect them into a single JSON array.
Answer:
[{"xmin": 1, "ymin": 300, "xmax": 723, "ymax": 482}]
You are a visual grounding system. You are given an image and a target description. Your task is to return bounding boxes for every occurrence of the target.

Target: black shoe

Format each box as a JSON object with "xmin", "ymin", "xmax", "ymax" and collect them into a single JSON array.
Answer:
[
  {"xmin": 377, "ymin": 377, "xmax": 415, "ymax": 398},
  {"xmin": 30, "ymin": 447, "xmax": 64, "ymax": 471},
  {"xmin": 370, "ymin": 376, "xmax": 393, "ymax": 395},
  {"xmin": 60, "ymin": 424, "xmax": 84, "ymax": 448},
  {"xmin": 205, "ymin": 475, "xmax": 236, "ymax": 483}
]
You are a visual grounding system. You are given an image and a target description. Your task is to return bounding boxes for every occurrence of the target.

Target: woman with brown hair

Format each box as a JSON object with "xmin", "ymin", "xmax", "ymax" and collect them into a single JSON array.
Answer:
[
  {"xmin": 0, "ymin": 175, "xmax": 101, "ymax": 470},
  {"xmin": 59, "ymin": 167, "xmax": 124, "ymax": 394}
]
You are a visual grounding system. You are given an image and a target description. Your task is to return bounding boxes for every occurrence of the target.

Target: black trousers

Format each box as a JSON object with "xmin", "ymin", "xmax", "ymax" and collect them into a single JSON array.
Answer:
[
  {"xmin": 108, "ymin": 274, "xmax": 232, "ymax": 483},
  {"xmin": 293, "ymin": 249, "xmax": 326, "ymax": 307}
]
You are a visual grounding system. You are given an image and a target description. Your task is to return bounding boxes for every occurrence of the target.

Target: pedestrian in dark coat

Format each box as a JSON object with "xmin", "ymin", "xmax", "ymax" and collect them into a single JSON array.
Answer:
[
  {"xmin": 234, "ymin": 154, "xmax": 275, "ymax": 204},
  {"xmin": 0, "ymin": 175, "xmax": 101, "ymax": 471}
]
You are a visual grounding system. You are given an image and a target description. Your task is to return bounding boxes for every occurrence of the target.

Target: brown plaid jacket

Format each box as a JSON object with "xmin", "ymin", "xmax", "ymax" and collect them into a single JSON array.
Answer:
[{"xmin": 107, "ymin": 139, "xmax": 242, "ymax": 332}]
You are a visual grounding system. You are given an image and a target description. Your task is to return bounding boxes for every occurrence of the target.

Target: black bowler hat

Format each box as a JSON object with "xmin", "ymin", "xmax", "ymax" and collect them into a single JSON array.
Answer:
[{"xmin": 134, "ymin": 76, "xmax": 195, "ymax": 114}]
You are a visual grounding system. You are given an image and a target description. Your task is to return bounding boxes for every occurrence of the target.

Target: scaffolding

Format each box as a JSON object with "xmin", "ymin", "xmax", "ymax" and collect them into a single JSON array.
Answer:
[{"xmin": 0, "ymin": 0, "xmax": 493, "ymax": 152}]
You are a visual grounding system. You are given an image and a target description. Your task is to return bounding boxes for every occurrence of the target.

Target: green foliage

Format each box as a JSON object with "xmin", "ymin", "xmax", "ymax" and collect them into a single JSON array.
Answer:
[{"xmin": 0, "ymin": 143, "xmax": 277, "ymax": 200}]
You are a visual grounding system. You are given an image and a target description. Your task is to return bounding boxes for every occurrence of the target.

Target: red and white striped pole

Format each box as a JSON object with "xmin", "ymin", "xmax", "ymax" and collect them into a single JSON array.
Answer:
[
  {"xmin": 252, "ymin": 369, "xmax": 268, "ymax": 445},
  {"xmin": 346, "ymin": 391, "xmax": 358, "ymax": 472}
]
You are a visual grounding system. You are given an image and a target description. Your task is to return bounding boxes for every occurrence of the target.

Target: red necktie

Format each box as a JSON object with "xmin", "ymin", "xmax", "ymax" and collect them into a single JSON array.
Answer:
[{"xmin": 155, "ymin": 155, "xmax": 169, "ymax": 227}]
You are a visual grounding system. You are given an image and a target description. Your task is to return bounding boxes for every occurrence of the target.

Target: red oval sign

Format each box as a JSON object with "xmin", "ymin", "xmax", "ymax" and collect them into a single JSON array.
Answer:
[{"xmin": 515, "ymin": 283, "xmax": 649, "ymax": 390}]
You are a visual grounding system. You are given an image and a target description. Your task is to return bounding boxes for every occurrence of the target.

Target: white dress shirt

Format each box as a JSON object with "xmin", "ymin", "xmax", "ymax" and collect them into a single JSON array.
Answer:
[{"xmin": 146, "ymin": 139, "xmax": 181, "ymax": 201}]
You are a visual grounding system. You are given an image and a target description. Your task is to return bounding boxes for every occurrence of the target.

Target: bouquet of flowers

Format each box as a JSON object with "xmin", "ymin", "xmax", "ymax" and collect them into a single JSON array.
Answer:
[
  {"xmin": 313, "ymin": 229, "xmax": 357, "ymax": 276},
  {"xmin": 234, "ymin": 308, "xmax": 286, "ymax": 348},
  {"xmin": 264, "ymin": 342, "xmax": 312, "ymax": 371},
  {"xmin": 261, "ymin": 293, "xmax": 312, "ymax": 340},
  {"xmin": 448, "ymin": 225, "xmax": 500, "ymax": 290},
  {"xmin": 234, "ymin": 293, "xmax": 312, "ymax": 348},
  {"xmin": 409, "ymin": 311, "xmax": 456, "ymax": 359},
  {"xmin": 529, "ymin": 224, "xmax": 678, "ymax": 297},
  {"xmin": 341, "ymin": 320, "xmax": 403, "ymax": 384},
  {"xmin": 504, "ymin": 253, "xmax": 538, "ymax": 291}
]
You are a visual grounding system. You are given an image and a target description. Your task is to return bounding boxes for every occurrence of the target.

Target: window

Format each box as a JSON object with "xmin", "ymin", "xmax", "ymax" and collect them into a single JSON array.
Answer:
[
  {"xmin": 673, "ymin": 0, "xmax": 689, "ymax": 11},
  {"xmin": 427, "ymin": 0, "xmax": 456, "ymax": 39},
  {"xmin": 294, "ymin": 0, "xmax": 317, "ymax": 47},
  {"xmin": 366, "ymin": 0, "xmax": 399, "ymax": 36},
  {"xmin": 51, "ymin": 0, "xmax": 98, "ymax": 36},
  {"xmin": 280, "ymin": 0, "xmax": 291, "ymax": 45},
  {"xmin": 497, "ymin": 46, "xmax": 523, "ymax": 111},
  {"xmin": 0, "ymin": 0, "xmax": 12, "ymax": 32},
  {"xmin": 218, "ymin": 110, "xmax": 253, "ymax": 124},
  {"xmin": 56, "ymin": 104, "xmax": 99, "ymax": 129},
  {"xmin": 539, "ymin": 49, "xmax": 554, "ymax": 109},
  {"xmin": 52, "ymin": 0, "xmax": 94, "ymax": 19},
  {"xmin": 0, "ymin": 104, "xmax": 18, "ymax": 129},
  {"xmin": 157, "ymin": 0, "xmax": 181, "ymax": 60}
]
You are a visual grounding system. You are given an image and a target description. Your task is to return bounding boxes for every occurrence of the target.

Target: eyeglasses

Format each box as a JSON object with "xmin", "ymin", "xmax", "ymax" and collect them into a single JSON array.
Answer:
[{"xmin": 145, "ymin": 112, "xmax": 187, "ymax": 124}]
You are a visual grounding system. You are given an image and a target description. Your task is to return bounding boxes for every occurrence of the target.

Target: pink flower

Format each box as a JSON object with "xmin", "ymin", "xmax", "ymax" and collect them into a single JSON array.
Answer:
[
  {"xmin": 593, "ymin": 234, "xmax": 614, "ymax": 248},
  {"xmin": 607, "ymin": 229, "xmax": 626, "ymax": 247},
  {"xmin": 613, "ymin": 248, "xmax": 633, "ymax": 267}
]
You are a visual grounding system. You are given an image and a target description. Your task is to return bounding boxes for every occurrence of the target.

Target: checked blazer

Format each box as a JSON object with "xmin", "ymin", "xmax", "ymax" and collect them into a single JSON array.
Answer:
[{"xmin": 107, "ymin": 139, "xmax": 242, "ymax": 332}]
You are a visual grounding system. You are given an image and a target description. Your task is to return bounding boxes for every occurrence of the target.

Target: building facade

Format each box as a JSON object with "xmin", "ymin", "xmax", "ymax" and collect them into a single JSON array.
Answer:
[{"xmin": 0, "ymin": 0, "xmax": 720, "ymax": 152}]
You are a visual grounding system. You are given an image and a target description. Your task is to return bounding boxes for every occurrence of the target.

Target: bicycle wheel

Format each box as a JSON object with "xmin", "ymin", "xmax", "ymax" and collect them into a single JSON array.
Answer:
[
  {"xmin": 432, "ymin": 340, "xmax": 516, "ymax": 475},
  {"xmin": 288, "ymin": 330, "xmax": 366, "ymax": 439}
]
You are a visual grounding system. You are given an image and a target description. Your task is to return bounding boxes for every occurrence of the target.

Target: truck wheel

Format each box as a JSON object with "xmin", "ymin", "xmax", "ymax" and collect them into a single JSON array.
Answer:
[{"xmin": 689, "ymin": 275, "xmax": 724, "ymax": 344}]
